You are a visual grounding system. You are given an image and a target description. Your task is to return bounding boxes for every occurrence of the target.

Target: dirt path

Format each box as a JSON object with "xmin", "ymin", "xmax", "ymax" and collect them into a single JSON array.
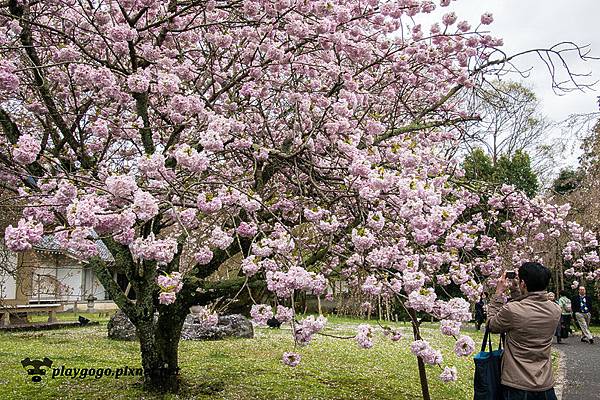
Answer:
[{"xmin": 553, "ymin": 333, "xmax": 600, "ymax": 400}]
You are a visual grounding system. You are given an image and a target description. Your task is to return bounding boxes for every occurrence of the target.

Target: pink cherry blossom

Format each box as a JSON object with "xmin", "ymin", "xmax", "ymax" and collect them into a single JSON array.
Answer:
[
  {"xmin": 127, "ymin": 73, "xmax": 150, "ymax": 93},
  {"xmin": 481, "ymin": 12, "xmax": 494, "ymax": 25},
  {"xmin": 241, "ymin": 255, "xmax": 260, "ymax": 276},
  {"xmin": 5, "ymin": 217, "xmax": 44, "ymax": 251},
  {"xmin": 356, "ymin": 324, "xmax": 375, "ymax": 349},
  {"xmin": 411, "ymin": 340, "xmax": 443, "ymax": 365},
  {"xmin": 282, "ymin": 352, "xmax": 301, "ymax": 367},
  {"xmin": 157, "ymin": 272, "xmax": 183, "ymax": 293},
  {"xmin": 442, "ymin": 12, "xmax": 457, "ymax": 26},
  {"xmin": 274, "ymin": 305, "xmax": 294, "ymax": 324},
  {"xmin": 197, "ymin": 192, "xmax": 222, "ymax": 214},
  {"xmin": 454, "ymin": 335, "xmax": 475, "ymax": 357},
  {"xmin": 106, "ymin": 175, "xmax": 138, "ymax": 199},
  {"xmin": 210, "ymin": 227, "xmax": 233, "ymax": 249},
  {"xmin": 194, "ymin": 246, "xmax": 213, "ymax": 265},
  {"xmin": 159, "ymin": 292, "xmax": 176, "ymax": 305},
  {"xmin": 439, "ymin": 366, "xmax": 458, "ymax": 382},
  {"xmin": 133, "ymin": 190, "xmax": 159, "ymax": 221},
  {"xmin": 173, "ymin": 145, "xmax": 209, "ymax": 173},
  {"xmin": 13, "ymin": 134, "xmax": 41, "ymax": 164},
  {"xmin": 0, "ymin": 60, "xmax": 19, "ymax": 92},
  {"xmin": 294, "ymin": 316, "xmax": 327, "ymax": 346},
  {"xmin": 250, "ymin": 304, "xmax": 273, "ymax": 326},
  {"xmin": 440, "ymin": 320, "xmax": 461, "ymax": 336},
  {"xmin": 194, "ymin": 306, "xmax": 219, "ymax": 326},
  {"xmin": 130, "ymin": 234, "xmax": 178, "ymax": 265}
]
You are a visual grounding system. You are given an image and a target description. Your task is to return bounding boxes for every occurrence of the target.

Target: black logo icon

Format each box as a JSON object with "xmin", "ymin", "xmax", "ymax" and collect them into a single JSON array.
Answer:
[{"xmin": 21, "ymin": 357, "xmax": 53, "ymax": 382}]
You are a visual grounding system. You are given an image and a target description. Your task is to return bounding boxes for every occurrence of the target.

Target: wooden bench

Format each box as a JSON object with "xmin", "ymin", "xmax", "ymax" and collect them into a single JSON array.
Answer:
[{"xmin": 0, "ymin": 303, "xmax": 64, "ymax": 326}]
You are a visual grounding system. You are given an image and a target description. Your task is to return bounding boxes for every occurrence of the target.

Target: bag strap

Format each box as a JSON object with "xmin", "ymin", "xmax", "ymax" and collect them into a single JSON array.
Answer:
[
  {"xmin": 481, "ymin": 323, "xmax": 506, "ymax": 352},
  {"xmin": 480, "ymin": 322, "xmax": 493, "ymax": 352}
]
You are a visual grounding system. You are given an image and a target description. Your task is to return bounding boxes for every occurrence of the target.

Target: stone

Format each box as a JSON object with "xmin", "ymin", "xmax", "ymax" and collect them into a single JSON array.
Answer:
[
  {"xmin": 106, "ymin": 311, "xmax": 254, "ymax": 341},
  {"xmin": 181, "ymin": 314, "xmax": 254, "ymax": 341},
  {"xmin": 107, "ymin": 310, "xmax": 137, "ymax": 341}
]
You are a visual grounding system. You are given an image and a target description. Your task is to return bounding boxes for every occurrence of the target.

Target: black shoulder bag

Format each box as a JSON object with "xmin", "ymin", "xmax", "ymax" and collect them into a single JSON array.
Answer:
[{"xmin": 473, "ymin": 324, "xmax": 505, "ymax": 400}]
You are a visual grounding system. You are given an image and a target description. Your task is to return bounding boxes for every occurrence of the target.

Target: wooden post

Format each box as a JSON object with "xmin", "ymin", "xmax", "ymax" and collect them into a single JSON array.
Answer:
[
  {"xmin": 15, "ymin": 252, "xmax": 33, "ymax": 304},
  {"xmin": 48, "ymin": 310, "xmax": 57, "ymax": 323},
  {"xmin": 0, "ymin": 312, "xmax": 9, "ymax": 326}
]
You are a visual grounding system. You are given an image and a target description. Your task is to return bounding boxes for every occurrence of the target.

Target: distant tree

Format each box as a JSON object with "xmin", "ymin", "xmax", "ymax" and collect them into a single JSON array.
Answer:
[
  {"xmin": 580, "ymin": 120, "xmax": 600, "ymax": 173},
  {"xmin": 554, "ymin": 120, "xmax": 600, "ymax": 233},
  {"xmin": 463, "ymin": 148, "xmax": 539, "ymax": 197},
  {"xmin": 458, "ymin": 81, "xmax": 563, "ymax": 188},
  {"xmin": 463, "ymin": 148, "xmax": 494, "ymax": 183},
  {"xmin": 552, "ymin": 168, "xmax": 584, "ymax": 195},
  {"xmin": 495, "ymin": 150, "xmax": 539, "ymax": 197}
]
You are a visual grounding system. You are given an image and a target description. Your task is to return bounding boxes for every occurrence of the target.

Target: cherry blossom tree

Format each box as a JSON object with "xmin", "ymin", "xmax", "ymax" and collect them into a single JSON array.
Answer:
[
  {"xmin": 543, "ymin": 120, "xmax": 600, "ymax": 292},
  {"xmin": 0, "ymin": 0, "xmax": 596, "ymax": 396}
]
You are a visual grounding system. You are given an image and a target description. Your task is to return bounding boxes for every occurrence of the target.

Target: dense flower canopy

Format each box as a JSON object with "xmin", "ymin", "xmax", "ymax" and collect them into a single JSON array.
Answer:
[{"xmin": 0, "ymin": 0, "xmax": 598, "ymax": 382}]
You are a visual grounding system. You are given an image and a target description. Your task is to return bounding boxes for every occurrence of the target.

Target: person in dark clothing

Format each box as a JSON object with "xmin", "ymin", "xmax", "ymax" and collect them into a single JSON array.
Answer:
[
  {"xmin": 557, "ymin": 291, "xmax": 572, "ymax": 337},
  {"xmin": 474, "ymin": 293, "xmax": 487, "ymax": 331},
  {"xmin": 571, "ymin": 286, "xmax": 594, "ymax": 343}
]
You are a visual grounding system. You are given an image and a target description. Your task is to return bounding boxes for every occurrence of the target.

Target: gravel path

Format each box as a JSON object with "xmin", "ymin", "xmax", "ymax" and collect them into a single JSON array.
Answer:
[{"xmin": 553, "ymin": 333, "xmax": 599, "ymax": 400}]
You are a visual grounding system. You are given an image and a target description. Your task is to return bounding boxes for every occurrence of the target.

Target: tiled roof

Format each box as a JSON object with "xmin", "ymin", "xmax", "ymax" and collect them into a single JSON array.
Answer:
[{"xmin": 34, "ymin": 234, "xmax": 115, "ymax": 263}]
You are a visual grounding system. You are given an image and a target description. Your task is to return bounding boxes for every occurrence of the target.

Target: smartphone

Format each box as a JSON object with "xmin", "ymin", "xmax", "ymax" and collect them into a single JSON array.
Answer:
[{"xmin": 506, "ymin": 271, "xmax": 516, "ymax": 279}]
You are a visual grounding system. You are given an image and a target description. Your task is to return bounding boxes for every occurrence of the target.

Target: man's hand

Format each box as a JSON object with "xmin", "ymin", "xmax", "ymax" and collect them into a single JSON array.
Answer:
[
  {"xmin": 496, "ymin": 270, "xmax": 521, "ymax": 298},
  {"xmin": 496, "ymin": 271, "xmax": 509, "ymax": 295}
]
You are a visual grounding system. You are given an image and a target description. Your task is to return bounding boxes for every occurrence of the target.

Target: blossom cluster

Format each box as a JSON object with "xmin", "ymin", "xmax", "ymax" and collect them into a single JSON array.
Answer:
[
  {"xmin": 130, "ymin": 234, "xmax": 178, "ymax": 265},
  {"xmin": 5, "ymin": 218, "xmax": 44, "ymax": 251},
  {"xmin": 266, "ymin": 267, "xmax": 327, "ymax": 298},
  {"xmin": 157, "ymin": 272, "xmax": 183, "ymax": 305},
  {"xmin": 410, "ymin": 340, "xmax": 443, "ymax": 366},
  {"xmin": 13, "ymin": 134, "xmax": 41, "ymax": 165},
  {"xmin": 453, "ymin": 335, "xmax": 476, "ymax": 357},
  {"xmin": 294, "ymin": 315, "xmax": 327, "ymax": 346},
  {"xmin": 192, "ymin": 306, "xmax": 219, "ymax": 327},
  {"xmin": 250, "ymin": 304, "xmax": 274, "ymax": 326},
  {"xmin": 356, "ymin": 324, "xmax": 375, "ymax": 349},
  {"xmin": 281, "ymin": 352, "xmax": 301, "ymax": 367}
]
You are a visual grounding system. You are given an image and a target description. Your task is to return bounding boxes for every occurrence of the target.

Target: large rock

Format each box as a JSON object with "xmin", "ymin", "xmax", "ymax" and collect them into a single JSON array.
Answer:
[
  {"xmin": 181, "ymin": 314, "xmax": 253, "ymax": 341},
  {"xmin": 107, "ymin": 310, "xmax": 137, "ymax": 341},
  {"xmin": 107, "ymin": 311, "xmax": 253, "ymax": 341}
]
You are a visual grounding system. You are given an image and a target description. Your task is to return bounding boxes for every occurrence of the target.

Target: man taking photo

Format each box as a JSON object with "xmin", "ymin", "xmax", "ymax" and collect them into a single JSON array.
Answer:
[
  {"xmin": 487, "ymin": 262, "xmax": 561, "ymax": 399},
  {"xmin": 572, "ymin": 285, "xmax": 594, "ymax": 344}
]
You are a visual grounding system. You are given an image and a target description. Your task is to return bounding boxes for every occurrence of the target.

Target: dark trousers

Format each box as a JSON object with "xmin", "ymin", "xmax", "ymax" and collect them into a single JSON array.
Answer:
[
  {"xmin": 502, "ymin": 385, "xmax": 557, "ymax": 400},
  {"xmin": 562, "ymin": 314, "xmax": 572, "ymax": 334},
  {"xmin": 475, "ymin": 317, "xmax": 485, "ymax": 331}
]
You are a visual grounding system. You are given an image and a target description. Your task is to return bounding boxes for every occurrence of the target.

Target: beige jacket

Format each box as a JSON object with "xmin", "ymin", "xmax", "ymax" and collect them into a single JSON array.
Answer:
[{"xmin": 487, "ymin": 291, "xmax": 561, "ymax": 391}]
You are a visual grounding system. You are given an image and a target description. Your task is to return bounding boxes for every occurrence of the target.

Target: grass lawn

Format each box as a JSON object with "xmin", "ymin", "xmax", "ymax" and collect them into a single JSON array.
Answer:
[
  {"xmin": 589, "ymin": 325, "xmax": 600, "ymax": 335},
  {"xmin": 0, "ymin": 312, "xmax": 569, "ymax": 400},
  {"xmin": 0, "ymin": 313, "xmax": 485, "ymax": 400}
]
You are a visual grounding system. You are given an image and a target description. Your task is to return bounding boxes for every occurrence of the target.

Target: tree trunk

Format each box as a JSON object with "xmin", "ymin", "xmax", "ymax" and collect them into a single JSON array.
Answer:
[
  {"xmin": 408, "ymin": 308, "xmax": 431, "ymax": 400},
  {"xmin": 136, "ymin": 310, "xmax": 187, "ymax": 393},
  {"xmin": 317, "ymin": 295, "xmax": 322, "ymax": 315},
  {"xmin": 94, "ymin": 250, "xmax": 188, "ymax": 394},
  {"xmin": 556, "ymin": 239, "xmax": 564, "ymax": 292}
]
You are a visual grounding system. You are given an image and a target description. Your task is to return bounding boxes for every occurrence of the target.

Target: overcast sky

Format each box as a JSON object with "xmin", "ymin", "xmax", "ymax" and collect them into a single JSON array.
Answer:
[{"xmin": 429, "ymin": 0, "xmax": 600, "ymax": 169}]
